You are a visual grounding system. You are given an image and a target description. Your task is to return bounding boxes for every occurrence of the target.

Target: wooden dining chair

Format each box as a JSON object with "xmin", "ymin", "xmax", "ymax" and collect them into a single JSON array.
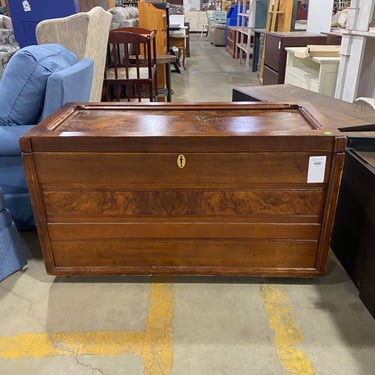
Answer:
[{"xmin": 103, "ymin": 27, "xmax": 158, "ymax": 102}]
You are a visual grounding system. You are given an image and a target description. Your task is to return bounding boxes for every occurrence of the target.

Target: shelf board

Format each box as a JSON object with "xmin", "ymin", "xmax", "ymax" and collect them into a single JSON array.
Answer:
[
  {"xmin": 237, "ymin": 26, "xmax": 254, "ymax": 36},
  {"xmin": 236, "ymin": 43, "xmax": 254, "ymax": 54},
  {"xmin": 342, "ymin": 30, "xmax": 375, "ymax": 38}
]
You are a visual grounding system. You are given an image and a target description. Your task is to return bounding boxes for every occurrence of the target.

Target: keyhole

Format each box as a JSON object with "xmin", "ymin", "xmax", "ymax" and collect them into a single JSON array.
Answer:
[{"xmin": 177, "ymin": 154, "xmax": 186, "ymax": 168}]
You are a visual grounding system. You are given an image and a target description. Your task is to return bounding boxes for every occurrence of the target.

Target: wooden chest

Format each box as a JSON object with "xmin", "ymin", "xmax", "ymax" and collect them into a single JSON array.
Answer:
[{"xmin": 19, "ymin": 102, "xmax": 346, "ymax": 277}]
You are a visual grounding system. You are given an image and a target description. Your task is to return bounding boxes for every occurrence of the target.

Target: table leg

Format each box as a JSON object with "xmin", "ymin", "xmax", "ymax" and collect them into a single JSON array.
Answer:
[{"xmin": 165, "ymin": 62, "xmax": 172, "ymax": 102}]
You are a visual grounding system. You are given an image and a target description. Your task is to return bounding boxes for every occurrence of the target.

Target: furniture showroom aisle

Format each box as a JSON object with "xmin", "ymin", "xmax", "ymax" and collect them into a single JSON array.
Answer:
[{"xmin": 1, "ymin": 34, "xmax": 375, "ymax": 375}]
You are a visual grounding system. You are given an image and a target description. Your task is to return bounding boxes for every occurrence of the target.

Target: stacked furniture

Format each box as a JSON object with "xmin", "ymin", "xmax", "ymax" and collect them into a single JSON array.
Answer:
[{"xmin": 0, "ymin": 44, "xmax": 93, "ymax": 230}]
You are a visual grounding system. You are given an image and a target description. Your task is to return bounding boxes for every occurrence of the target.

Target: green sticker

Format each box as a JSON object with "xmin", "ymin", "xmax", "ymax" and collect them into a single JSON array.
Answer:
[{"xmin": 324, "ymin": 131, "xmax": 332, "ymax": 135}]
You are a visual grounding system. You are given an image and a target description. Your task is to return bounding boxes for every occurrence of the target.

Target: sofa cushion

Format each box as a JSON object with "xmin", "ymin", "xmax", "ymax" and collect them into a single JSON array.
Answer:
[{"xmin": 0, "ymin": 43, "xmax": 77, "ymax": 126}]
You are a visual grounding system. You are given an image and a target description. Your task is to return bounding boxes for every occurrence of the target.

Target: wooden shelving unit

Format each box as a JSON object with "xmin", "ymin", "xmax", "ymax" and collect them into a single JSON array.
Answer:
[
  {"xmin": 236, "ymin": 0, "xmax": 256, "ymax": 67},
  {"xmin": 226, "ymin": 26, "xmax": 239, "ymax": 58}
]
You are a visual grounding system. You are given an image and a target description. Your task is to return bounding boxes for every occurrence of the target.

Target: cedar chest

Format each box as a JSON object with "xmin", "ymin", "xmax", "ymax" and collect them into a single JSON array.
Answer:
[{"xmin": 19, "ymin": 102, "xmax": 346, "ymax": 277}]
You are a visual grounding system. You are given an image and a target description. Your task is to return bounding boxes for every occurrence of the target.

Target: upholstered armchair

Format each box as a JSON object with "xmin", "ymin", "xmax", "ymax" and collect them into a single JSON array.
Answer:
[
  {"xmin": 0, "ymin": 15, "xmax": 19, "ymax": 79},
  {"xmin": 36, "ymin": 6, "xmax": 112, "ymax": 102},
  {"xmin": 208, "ymin": 23, "xmax": 226, "ymax": 46},
  {"xmin": 0, "ymin": 43, "xmax": 93, "ymax": 230}
]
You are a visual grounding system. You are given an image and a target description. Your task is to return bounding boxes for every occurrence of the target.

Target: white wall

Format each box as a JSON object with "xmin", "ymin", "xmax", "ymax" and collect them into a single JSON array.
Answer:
[{"xmin": 307, "ymin": 0, "xmax": 334, "ymax": 33}]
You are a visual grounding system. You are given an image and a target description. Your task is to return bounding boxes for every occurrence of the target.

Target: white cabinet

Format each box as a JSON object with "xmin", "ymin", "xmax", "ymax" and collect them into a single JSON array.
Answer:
[
  {"xmin": 185, "ymin": 11, "xmax": 207, "ymax": 32},
  {"xmin": 285, "ymin": 47, "xmax": 340, "ymax": 97}
]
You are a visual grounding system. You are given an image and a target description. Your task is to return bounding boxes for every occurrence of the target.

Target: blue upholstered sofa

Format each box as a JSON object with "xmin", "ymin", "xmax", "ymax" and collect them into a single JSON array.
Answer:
[
  {"xmin": 0, "ymin": 186, "xmax": 27, "ymax": 281},
  {"xmin": 0, "ymin": 43, "xmax": 93, "ymax": 230}
]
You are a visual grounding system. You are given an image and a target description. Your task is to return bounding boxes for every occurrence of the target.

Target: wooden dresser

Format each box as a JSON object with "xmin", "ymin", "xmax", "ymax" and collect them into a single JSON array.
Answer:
[
  {"xmin": 263, "ymin": 32, "xmax": 329, "ymax": 85},
  {"xmin": 19, "ymin": 102, "xmax": 346, "ymax": 277}
]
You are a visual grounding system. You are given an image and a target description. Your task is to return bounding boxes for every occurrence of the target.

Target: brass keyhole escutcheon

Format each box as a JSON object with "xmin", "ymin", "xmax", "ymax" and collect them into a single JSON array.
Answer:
[{"xmin": 177, "ymin": 154, "xmax": 186, "ymax": 168}]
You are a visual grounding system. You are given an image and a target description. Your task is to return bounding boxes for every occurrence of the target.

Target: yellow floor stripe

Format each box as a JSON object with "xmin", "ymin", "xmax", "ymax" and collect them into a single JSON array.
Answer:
[
  {"xmin": 260, "ymin": 285, "xmax": 315, "ymax": 375},
  {"xmin": 0, "ymin": 279, "xmax": 174, "ymax": 375}
]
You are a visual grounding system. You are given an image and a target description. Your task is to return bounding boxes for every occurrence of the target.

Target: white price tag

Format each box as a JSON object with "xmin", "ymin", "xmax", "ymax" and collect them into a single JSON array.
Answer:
[
  {"xmin": 22, "ymin": 1, "xmax": 31, "ymax": 12},
  {"xmin": 307, "ymin": 156, "xmax": 326, "ymax": 183}
]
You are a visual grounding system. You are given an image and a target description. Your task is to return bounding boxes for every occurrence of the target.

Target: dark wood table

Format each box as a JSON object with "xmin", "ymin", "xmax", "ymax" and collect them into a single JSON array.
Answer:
[
  {"xmin": 232, "ymin": 84, "xmax": 375, "ymax": 133},
  {"xmin": 157, "ymin": 54, "xmax": 177, "ymax": 102}
]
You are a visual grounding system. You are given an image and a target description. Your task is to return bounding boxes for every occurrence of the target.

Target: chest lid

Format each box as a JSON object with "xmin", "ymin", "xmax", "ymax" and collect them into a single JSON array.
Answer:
[{"xmin": 19, "ymin": 102, "xmax": 346, "ymax": 153}]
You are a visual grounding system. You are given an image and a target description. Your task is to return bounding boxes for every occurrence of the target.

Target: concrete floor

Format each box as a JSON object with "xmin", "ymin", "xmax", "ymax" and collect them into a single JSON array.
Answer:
[{"xmin": 1, "ymin": 34, "xmax": 375, "ymax": 375}]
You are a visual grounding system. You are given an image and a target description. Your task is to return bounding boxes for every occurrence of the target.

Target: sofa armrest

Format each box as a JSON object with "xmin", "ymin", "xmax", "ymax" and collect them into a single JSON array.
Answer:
[{"xmin": 0, "ymin": 125, "xmax": 34, "ymax": 155}]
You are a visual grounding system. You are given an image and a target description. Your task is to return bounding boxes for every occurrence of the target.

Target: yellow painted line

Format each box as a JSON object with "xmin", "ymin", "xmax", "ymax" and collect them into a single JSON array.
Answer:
[
  {"xmin": 0, "ymin": 279, "xmax": 174, "ymax": 375},
  {"xmin": 260, "ymin": 285, "xmax": 315, "ymax": 375}
]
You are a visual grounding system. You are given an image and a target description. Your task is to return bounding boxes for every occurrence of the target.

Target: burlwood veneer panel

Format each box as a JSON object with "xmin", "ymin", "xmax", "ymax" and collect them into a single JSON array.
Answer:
[{"xmin": 42, "ymin": 190, "xmax": 326, "ymax": 218}]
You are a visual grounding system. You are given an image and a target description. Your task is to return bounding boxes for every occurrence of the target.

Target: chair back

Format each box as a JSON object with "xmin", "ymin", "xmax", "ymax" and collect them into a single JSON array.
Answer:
[
  {"xmin": 36, "ymin": 6, "xmax": 112, "ymax": 102},
  {"xmin": 103, "ymin": 27, "xmax": 158, "ymax": 102}
]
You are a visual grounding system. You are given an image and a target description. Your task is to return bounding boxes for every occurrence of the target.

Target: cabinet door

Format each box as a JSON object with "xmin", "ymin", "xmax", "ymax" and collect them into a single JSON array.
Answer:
[
  {"xmin": 264, "ymin": 34, "xmax": 282, "ymax": 72},
  {"xmin": 263, "ymin": 65, "xmax": 281, "ymax": 85}
]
